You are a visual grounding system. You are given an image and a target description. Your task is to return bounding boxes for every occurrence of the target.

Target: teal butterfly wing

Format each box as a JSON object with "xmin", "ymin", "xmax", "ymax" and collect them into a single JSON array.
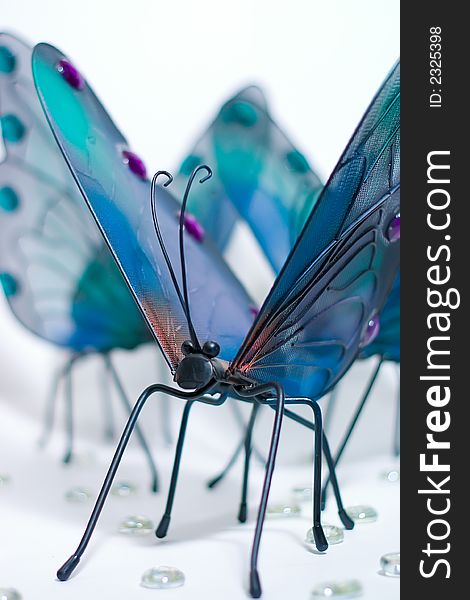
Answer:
[
  {"xmin": 174, "ymin": 86, "xmax": 323, "ymax": 273},
  {"xmin": 231, "ymin": 62, "xmax": 401, "ymax": 399},
  {"xmin": 32, "ymin": 42, "xmax": 256, "ymax": 371},
  {"xmin": 0, "ymin": 33, "xmax": 151, "ymax": 352}
]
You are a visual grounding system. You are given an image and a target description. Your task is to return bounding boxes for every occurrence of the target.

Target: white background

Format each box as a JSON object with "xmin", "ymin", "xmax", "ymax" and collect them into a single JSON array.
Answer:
[{"xmin": 0, "ymin": 1, "xmax": 400, "ymax": 599}]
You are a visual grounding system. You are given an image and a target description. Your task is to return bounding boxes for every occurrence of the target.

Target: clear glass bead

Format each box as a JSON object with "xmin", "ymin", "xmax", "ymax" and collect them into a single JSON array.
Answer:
[
  {"xmin": 118, "ymin": 515, "xmax": 154, "ymax": 536},
  {"xmin": 141, "ymin": 566, "xmax": 185, "ymax": 589},
  {"xmin": 305, "ymin": 524, "xmax": 344, "ymax": 551},
  {"xmin": 346, "ymin": 505, "xmax": 378, "ymax": 524},
  {"xmin": 380, "ymin": 552, "xmax": 400, "ymax": 577},
  {"xmin": 111, "ymin": 481, "xmax": 137, "ymax": 498},
  {"xmin": 291, "ymin": 485, "xmax": 312, "ymax": 504},
  {"xmin": 64, "ymin": 487, "xmax": 92, "ymax": 503},
  {"xmin": 311, "ymin": 579, "xmax": 363, "ymax": 598},
  {"xmin": 0, "ymin": 474, "xmax": 11, "ymax": 488},
  {"xmin": 0, "ymin": 588, "xmax": 22, "ymax": 600},
  {"xmin": 267, "ymin": 503, "xmax": 301, "ymax": 518},
  {"xmin": 380, "ymin": 469, "xmax": 400, "ymax": 483}
]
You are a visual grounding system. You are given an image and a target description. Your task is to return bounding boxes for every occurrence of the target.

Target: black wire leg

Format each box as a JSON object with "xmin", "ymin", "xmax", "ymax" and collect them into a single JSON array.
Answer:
[
  {"xmin": 56, "ymin": 381, "xmax": 215, "ymax": 582},
  {"xmin": 238, "ymin": 402, "xmax": 260, "ymax": 523},
  {"xmin": 237, "ymin": 383, "xmax": 285, "ymax": 599},
  {"xmin": 277, "ymin": 404, "xmax": 354, "ymax": 532},
  {"xmin": 155, "ymin": 400, "xmax": 194, "ymax": 538},
  {"xmin": 38, "ymin": 357, "xmax": 69, "ymax": 448},
  {"xmin": 104, "ymin": 354, "xmax": 160, "ymax": 493},
  {"xmin": 206, "ymin": 402, "xmax": 264, "ymax": 490},
  {"xmin": 207, "ymin": 435, "xmax": 245, "ymax": 489},
  {"xmin": 231, "ymin": 401, "xmax": 265, "ymax": 464},
  {"xmin": 321, "ymin": 357, "xmax": 383, "ymax": 510},
  {"xmin": 62, "ymin": 357, "xmax": 78, "ymax": 464},
  {"xmin": 100, "ymin": 354, "xmax": 115, "ymax": 441}
]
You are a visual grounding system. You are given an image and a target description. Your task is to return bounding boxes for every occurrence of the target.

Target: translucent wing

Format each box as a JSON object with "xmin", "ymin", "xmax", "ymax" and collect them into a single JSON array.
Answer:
[
  {"xmin": 174, "ymin": 86, "xmax": 323, "ymax": 273},
  {"xmin": 0, "ymin": 33, "xmax": 151, "ymax": 351},
  {"xmin": 32, "ymin": 42, "xmax": 255, "ymax": 371},
  {"xmin": 231, "ymin": 62, "xmax": 400, "ymax": 399},
  {"xmin": 360, "ymin": 271, "xmax": 400, "ymax": 362}
]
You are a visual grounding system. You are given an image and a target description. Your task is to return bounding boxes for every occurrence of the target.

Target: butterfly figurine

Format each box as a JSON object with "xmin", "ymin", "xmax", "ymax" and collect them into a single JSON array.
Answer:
[
  {"xmin": 173, "ymin": 85, "xmax": 400, "ymax": 496},
  {"xmin": 32, "ymin": 41, "xmax": 400, "ymax": 598},
  {"xmin": 0, "ymin": 32, "xmax": 161, "ymax": 485}
]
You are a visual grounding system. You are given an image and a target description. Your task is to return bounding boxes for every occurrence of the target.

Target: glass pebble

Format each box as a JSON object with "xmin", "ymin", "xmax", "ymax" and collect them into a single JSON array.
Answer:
[
  {"xmin": 305, "ymin": 524, "xmax": 344, "ymax": 550},
  {"xmin": 0, "ymin": 588, "xmax": 22, "ymax": 600},
  {"xmin": 64, "ymin": 487, "xmax": 92, "ymax": 504},
  {"xmin": 141, "ymin": 566, "xmax": 185, "ymax": 589},
  {"xmin": 111, "ymin": 481, "xmax": 137, "ymax": 498},
  {"xmin": 267, "ymin": 503, "xmax": 301, "ymax": 518},
  {"xmin": 291, "ymin": 485, "xmax": 312, "ymax": 504},
  {"xmin": 118, "ymin": 515, "xmax": 154, "ymax": 536},
  {"xmin": 380, "ymin": 469, "xmax": 400, "ymax": 483},
  {"xmin": 346, "ymin": 505, "xmax": 378, "ymax": 524},
  {"xmin": 0, "ymin": 474, "xmax": 11, "ymax": 488},
  {"xmin": 380, "ymin": 552, "xmax": 400, "ymax": 577},
  {"xmin": 311, "ymin": 579, "xmax": 363, "ymax": 598}
]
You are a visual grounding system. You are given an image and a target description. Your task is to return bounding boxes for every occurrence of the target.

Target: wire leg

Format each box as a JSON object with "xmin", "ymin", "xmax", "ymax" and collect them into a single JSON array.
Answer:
[
  {"xmin": 237, "ymin": 383, "xmax": 285, "ymax": 599},
  {"xmin": 231, "ymin": 401, "xmax": 265, "ymax": 464},
  {"xmin": 105, "ymin": 355, "xmax": 160, "ymax": 493},
  {"xmin": 279, "ymin": 406, "xmax": 354, "ymax": 531},
  {"xmin": 321, "ymin": 434, "xmax": 354, "ymax": 530},
  {"xmin": 307, "ymin": 400, "xmax": 327, "ymax": 551},
  {"xmin": 238, "ymin": 402, "xmax": 260, "ymax": 523},
  {"xmin": 56, "ymin": 382, "xmax": 213, "ymax": 582},
  {"xmin": 155, "ymin": 400, "xmax": 194, "ymax": 538},
  {"xmin": 207, "ymin": 436, "xmax": 245, "ymax": 489},
  {"xmin": 62, "ymin": 360, "xmax": 75, "ymax": 464},
  {"xmin": 38, "ymin": 358, "xmax": 68, "ymax": 448},
  {"xmin": 321, "ymin": 357, "xmax": 383, "ymax": 510}
]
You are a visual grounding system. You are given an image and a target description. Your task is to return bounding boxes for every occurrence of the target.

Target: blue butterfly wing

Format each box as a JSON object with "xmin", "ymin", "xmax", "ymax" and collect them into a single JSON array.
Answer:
[
  {"xmin": 174, "ymin": 86, "xmax": 323, "ymax": 273},
  {"xmin": 360, "ymin": 270, "xmax": 400, "ymax": 362},
  {"xmin": 0, "ymin": 33, "xmax": 151, "ymax": 352},
  {"xmin": 231, "ymin": 62, "xmax": 400, "ymax": 399},
  {"xmin": 32, "ymin": 42, "xmax": 255, "ymax": 371}
]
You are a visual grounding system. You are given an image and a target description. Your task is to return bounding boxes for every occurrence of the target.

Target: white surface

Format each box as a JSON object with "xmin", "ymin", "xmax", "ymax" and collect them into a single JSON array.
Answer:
[
  {"xmin": 0, "ymin": 1, "xmax": 400, "ymax": 598},
  {"xmin": 0, "ymin": 398, "xmax": 400, "ymax": 599}
]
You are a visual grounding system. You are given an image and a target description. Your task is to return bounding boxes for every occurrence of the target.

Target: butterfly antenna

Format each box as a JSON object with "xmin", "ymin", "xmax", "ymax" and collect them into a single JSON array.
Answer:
[
  {"xmin": 178, "ymin": 164, "xmax": 212, "ymax": 351},
  {"xmin": 150, "ymin": 170, "xmax": 200, "ymax": 350}
]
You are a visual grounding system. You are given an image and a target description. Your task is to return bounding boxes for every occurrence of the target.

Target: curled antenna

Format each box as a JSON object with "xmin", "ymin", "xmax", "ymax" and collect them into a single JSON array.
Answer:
[
  {"xmin": 150, "ymin": 170, "xmax": 202, "ymax": 350},
  {"xmin": 179, "ymin": 164, "xmax": 212, "ymax": 350}
]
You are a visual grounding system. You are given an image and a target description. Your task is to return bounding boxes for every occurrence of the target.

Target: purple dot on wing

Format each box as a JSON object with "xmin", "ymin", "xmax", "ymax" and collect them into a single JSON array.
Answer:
[
  {"xmin": 122, "ymin": 150, "xmax": 147, "ymax": 179},
  {"xmin": 178, "ymin": 212, "xmax": 204, "ymax": 242},
  {"xmin": 387, "ymin": 213, "xmax": 400, "ymax": 242},
  {"xmin": 362, "ymin": 313, "xmax": 380, "ymax": 346},
  {"xmin": 57, "ymin": 59, "xmax": 84, "ymax": 90}
]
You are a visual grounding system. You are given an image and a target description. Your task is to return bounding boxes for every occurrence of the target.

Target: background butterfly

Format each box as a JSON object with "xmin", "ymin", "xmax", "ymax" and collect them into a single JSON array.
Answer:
[{"xmin": 0, "ymin": 33, "xmax": 160, "ymax": 484}]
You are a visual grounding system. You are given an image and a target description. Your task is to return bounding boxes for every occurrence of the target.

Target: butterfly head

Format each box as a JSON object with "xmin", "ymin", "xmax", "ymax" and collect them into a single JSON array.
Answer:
[{"xmin": 175, "ymin": 339, "xmax": 224, "ymax": 389}]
